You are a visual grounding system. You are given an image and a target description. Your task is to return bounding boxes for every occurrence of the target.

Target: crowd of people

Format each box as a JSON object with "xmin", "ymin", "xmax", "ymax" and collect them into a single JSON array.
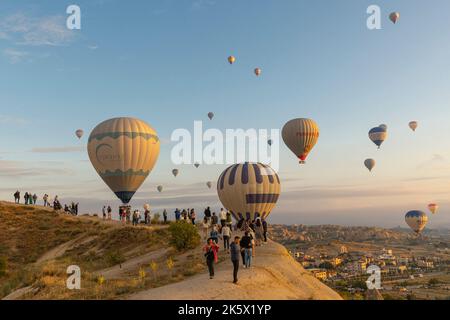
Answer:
[{"xmin": 13, "ymin": 190, "xmax": 77, "ymax": 214}]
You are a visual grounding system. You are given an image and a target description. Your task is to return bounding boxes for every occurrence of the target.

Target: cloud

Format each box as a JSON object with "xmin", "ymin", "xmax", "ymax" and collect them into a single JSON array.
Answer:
[
  {"xmin": 87, "ymin": 45, "xmax": 99, "ymax": 50},
  {"xmin": 191, "ymin": 0, "xmax": 216, "ymax": 10},
  {"xmin": 0, "ymin": 13, "xmax": 75, "ymax": 47},
  {"xmin": 2, "ymin": 48, "xmax": 29, "ymax": 64},
  {"xmin": 0, "ymin": 160, "xmax": 74, "ymax": 178},
  {"xmin": 0, "ymin": 114, "xmax": 28, "ymax": 125},
  {"xmin": 417, "ymin": 154, "xmax": 449, "ymax": 170},
  {"xmin": 30, "ymin": 146, "xmax": 85, "ymax": 153}
]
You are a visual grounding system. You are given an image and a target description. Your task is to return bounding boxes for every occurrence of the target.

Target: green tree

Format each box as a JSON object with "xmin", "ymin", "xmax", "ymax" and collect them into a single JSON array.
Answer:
[{"xmin": 169, "ymin": 222, "xmax": 201, "ymax": 251}]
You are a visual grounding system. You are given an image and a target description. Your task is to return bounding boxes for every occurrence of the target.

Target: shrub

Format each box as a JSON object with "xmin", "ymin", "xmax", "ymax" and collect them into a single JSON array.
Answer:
[{"xmin": 168, "ymin": 222, "xmax": 200, "ymax": 251}]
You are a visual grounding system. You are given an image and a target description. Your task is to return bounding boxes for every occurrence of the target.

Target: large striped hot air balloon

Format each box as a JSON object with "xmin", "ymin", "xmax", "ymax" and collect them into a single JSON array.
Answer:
[
  {"xmin": 217, "ymin": 162, "xmax": 281, "ymax": 221},
  {"xmin": 369, "ymin": 126, "xmax": 387, "ymax": 149},
  {"xmin": 405, "ymin": 210, "xmax": 428, "ymax": 234},
  {"xmin": 87, "ymin": 117, "xmax": 160, "ymax": 204},
  {"xmin": 282, "ymin": 118, "xmax": 320, "ymax": 164},
  {"xmin": 428, "ymin": 203, "xmax": 438, "ymax": 215}
]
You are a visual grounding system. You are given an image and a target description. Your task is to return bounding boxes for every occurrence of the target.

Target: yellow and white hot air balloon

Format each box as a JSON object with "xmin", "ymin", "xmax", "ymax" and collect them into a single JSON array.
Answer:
[
  {"xmin": 428, "ymin": 203, "xmax": 438, "ymax": 214},
  {"xmin": 282, "ymin": 118, "xmax": 320, "ymax": 164},
  {"xmin": 87, "ymin": 117, "xmax": 160, "ymax": 204},
  {"xmin": 228, "ymin": 56, "xmax": 236, "ymax": 65},
  {"xmin": 217, "ymin": 162, "xmax": 281, "ymax": 221},
  {"xmin": 405, "ymin": 210, "xmax": 428, "ymax": 234},
  {"xmin": 254, "ymin": 68, "xmax": 262, "ymax": 77}
]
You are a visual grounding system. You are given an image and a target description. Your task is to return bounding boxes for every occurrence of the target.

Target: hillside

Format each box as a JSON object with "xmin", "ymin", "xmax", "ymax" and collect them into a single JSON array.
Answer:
[{"xmin": 0, "ymin": 202, "xmax": 341, "ymax": 300}]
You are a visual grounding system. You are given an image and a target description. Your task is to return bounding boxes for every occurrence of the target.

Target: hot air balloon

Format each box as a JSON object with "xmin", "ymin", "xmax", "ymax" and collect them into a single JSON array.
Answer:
[
  {"xmin": 157, "ymin": 185, "xmax": 163, "ymax": 193},
  {"xmin": 172, "ymin": 169, "xmax": 179, "ymax": 177},
  {"xmin": 364, "ymin": 159, "xmax": 376, "ymax": 172},
  {"xmin": 369, "ymin": 126, "xmax": 387, "ymax": 149},
  {"xmin": 389, "ymin": 12, "xmax": 400, "ymax": 24},
  {"xmin": 409, "ymin": 121, "xmax": 418, "ymax": 132},
  {"xmin": 428, "ymin": 203, "xmax": 438, "ymax": 214},
  {"xmin": 208, "ymin": 112, "xmax": 214, "ymax": 120},
  {"xmin": 87, "ymin": 117, "xmax": 160, "ymax": 204},
  {"xmin": 228, "ymin": 56, "xmax": 236, "ymax": 65},
  {"xmin": 267, "ymin": 139, "xmax": 273, "ymax": 146},
  {"xmin": 254, "ymin": 68, "xmax": 262, "ymax": 76},
  {"xmin": 194, "ymin": 163, "xmax": 200, "ymax": 168},
  {"xmin": 282, "ymin": 118, "xmax": 320, "ymax": 164},
  {"xmin": 379, "ymin": 124, "xmax": 387, "ymax": 130},
  {"xmin": 206, "ymin": 181, "xmax": 212, "ymax": 189},
  {"xmin": 405, "ymin": 210, "xmax": 428, "ymax": 234},
  {"xmin": 75, "ymin": 129, "xmax": 84, "ymax": 139},
  {"xmin": 217, "ymin": 162, "xmax": 281, "ymax": 221}
]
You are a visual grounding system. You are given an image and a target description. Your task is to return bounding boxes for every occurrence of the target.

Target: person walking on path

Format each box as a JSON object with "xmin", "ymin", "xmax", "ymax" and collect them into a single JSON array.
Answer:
[
  {"xmin": 209, "ymin": 225, "xmax": 219, "ymax": 244},
  {"xmin": 102, "ymin": 206, "xmax": 107, "ymax": 220},
  {"xmin": 43, "ymin": 194, "xmax": 49, "ymax": 207},
  {"xmin": 230, "ymin": 236, "xmax": 241, "ymax": 284},
  {"xmin": 202, "ymin": 217, "xmax": 210, "ymax": 239},
  {"xmin": 107, "ymin": 206, "xmax": 112, "ymax": 220},
  {"xmin": 226, "ymin": 211, "xmax": 233, "ymax": 227},
  {"xmin": 221, "ymin": 224, "xmax": 231, "ymax": 253},
  {"xmin": 211, "ymin": 212, "xmax": 219, "ymax": 227},
  {"xmin": 240, "ymin": 232, "xmax": 253, "ymax": 268},
  {"xmin": 262, "ymin": 219, "xmax": 268, "ymax": 243},
  {"xmin": 203, "ymin": 238, "xmax": 219, "ymax": 279},
  {"xmin": 32, "ymin": 194, "xmax": 37, "ymax": 205},
  {"xmin": 204, "ymin": 206, "xmax": 211, "ymax": 223},
  {"xmin": 219, "ymin": 208, "xmax": 227, "ymax": 227}
]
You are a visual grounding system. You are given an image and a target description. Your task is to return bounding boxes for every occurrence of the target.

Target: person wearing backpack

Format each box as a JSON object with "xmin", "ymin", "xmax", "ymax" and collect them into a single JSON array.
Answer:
[{"xmin": 203, "ymin": 238, "xmax": 219, "ymax": 279}]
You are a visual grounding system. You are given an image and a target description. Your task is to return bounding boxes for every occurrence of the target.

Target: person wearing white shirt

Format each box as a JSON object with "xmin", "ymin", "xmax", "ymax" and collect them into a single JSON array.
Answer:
[{"xmin": 219, "ymin": 208, "xmax": 227, "ymax": 227}]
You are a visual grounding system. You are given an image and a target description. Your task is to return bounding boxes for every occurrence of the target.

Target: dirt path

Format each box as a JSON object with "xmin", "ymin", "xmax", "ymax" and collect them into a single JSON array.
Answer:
[{"xmin": 128, "ymin": 240, "xmax": 342, "ymax": 300}]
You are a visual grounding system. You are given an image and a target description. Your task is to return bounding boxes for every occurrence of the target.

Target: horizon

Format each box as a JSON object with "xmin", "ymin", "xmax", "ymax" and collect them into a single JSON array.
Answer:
[{"xmin": 1, "ymin": 0, "xmax": 450, "ymax": 229}]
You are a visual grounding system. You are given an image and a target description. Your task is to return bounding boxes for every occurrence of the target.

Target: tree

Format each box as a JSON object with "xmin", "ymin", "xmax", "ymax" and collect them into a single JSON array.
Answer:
[{"xmin": 168, "ymin": 222, "xmax": 201, "ymax": 251}]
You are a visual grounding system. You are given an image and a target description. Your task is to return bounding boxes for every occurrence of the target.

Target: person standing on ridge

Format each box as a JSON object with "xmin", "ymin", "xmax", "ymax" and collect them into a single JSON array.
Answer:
[
  {"xmin": 203, "ymin": 238, "xmax": 219, "ymax": 279},
  {"xmin": 230, "ymin": 236, "xmax": 241, "ymax": 284},
  {"xmin": 107, "ymin": 206, "xmax": 112, "ymax": 220},
  {"xmin": 163, "ymin": 209, "xmax": 168, "ymax": 223},
  {"xmin": 222, "ymin": 223, "xmax": 231, "ymax": 253}
]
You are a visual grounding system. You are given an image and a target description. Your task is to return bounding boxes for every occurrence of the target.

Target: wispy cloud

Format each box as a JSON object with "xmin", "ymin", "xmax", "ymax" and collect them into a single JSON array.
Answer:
[
  {"xmin": 0, "ymin": 160, "xmax": 74, "ymax": 177},
  {"xmin": 2, "ymin": 48, "xmax": 29, "ymax": 64},
  {"xmin": 417, "ymin": 154, "xmax": 449, "ymax": 170},
  {"xmin": 87, "ymin": 44, "xmax": 99, "ymax": 50},
  {"xmin": 0, "ymin": 13, "xmax": 75, "ymax": 47},
  {"xmin": 0, "ymin": 114, "xmax": 28, "ymax": 125},
  {"xmin": 191, "ymin": 0, "xmax": 216, "ymax": 10},
  {"xmin": 30, "ymin": 146, "xmax": 85, "ymax": 153}
]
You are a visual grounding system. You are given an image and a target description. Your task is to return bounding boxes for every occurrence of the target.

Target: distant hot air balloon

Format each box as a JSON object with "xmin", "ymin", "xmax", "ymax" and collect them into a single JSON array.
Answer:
[
  {"xmin": 194, "ymin": 163, "xmax": 200, "ymax": 168},
  {"xmin": 157, "ymin": 185, "xmax": 163, "ymax": 193},
  {"xmin": 172, "ymin": 169, "xmax": 179, "ymax": 177},
  {"xmin": 389, "ymin": 12, "xmax": 400, "ymax": 24},
  {"xmin": 379, "ymin": 124, "xmax": 388, "ymax": 130},
  {"xmin": 217, "ymin": 162, "xmax": 281, "ymax": 221},
  {"xmin": 405, "ymin": 210, "xmax": 428, "ymax": 234},
  {"xmin": 75, "ymin": 129, "xmax": 84, "ymax": 139},
  {"xmin": 87, "ymin": 117, "xmax": 160, "ymax": 204},
  {"xmin": 228, "ymin": 56, "xmax": 236, "ymax": 65},
  {"xmin": 267, "ymin": 139, "xmax": 273, "ymax": 146},
  {"xmin": 428, "ymin": 203, "xmax": 438, "ymax": 215},
  {"xmin": 208, "ymin": 112, "xmax": 214, "ymax": 120},
  {"xmin": 282, "ymin": 118, "xmax": 320, "ymax": 164},
  {"xmin": 206, "ymin": 181, "xmax": 212, "ymax": 189},
  {"xmin": 254, "ymin": 68, "xmax": 262, "ymax": 76},
  {"xmin": 409, "ymin": 121, "xmax": 418, "ymax": 132},
  {"xmin": 364, "ymin": 159, "xmax": 376, "ymax": 172},
  {"xmin": 369, "ymin": 126, "xmax": 387, "ymax": 149}
]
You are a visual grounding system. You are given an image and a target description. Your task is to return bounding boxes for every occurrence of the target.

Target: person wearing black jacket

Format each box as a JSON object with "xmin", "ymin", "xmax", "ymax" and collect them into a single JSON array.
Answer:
[
  {"xmin": 230, "ymin": 236, "xmax": 241, "ymax": 284},
  {"xmin": 239, "ymin": 232, "xmax": 252, "ymax": 268}
]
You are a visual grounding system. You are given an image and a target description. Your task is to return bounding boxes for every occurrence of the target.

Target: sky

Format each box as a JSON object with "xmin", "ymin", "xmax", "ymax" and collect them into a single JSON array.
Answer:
[{"xmin": 1, "ymin": 0, "xmax": 450, "ymax": 228}]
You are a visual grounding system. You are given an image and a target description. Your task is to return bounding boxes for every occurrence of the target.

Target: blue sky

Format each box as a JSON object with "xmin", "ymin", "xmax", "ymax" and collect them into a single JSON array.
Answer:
[{"xmin": 1, "ymin": 0, "xmax": 450, "ymax": 228}]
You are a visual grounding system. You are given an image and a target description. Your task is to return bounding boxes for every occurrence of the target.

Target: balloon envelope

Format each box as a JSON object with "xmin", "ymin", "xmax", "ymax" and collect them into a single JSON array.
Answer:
[
  {"xmin": 267, "ymin": 139, "xmax": 272, "ymax": 146},
  {"xmin": 228, "ymin": 56, "xmax": 236, "ymax": 64},
  {"xmin": 405, "ymin": 210, "xmax": 428, "ymax": 234},
  {"xmin": 194, "ymin": 163, "xmax": 200, "ymax": 168},
  {"xmin": 428, "ymin": 203, "xmax": 438, "ymax": 214},
  {"xmin": 206, "ymin": 181, "xmax": 212, "ymax": 189},
  {"xmin": 389, "ymin": 12, "xmax": 400, "ymax": 24},
  {"xmin": 282, "ymin": 118, "xmax": 319, "ymax": 164},
  {"xmin": 87, "ymin": 117, "xmax": 160, "ymax": 204},
  {"xmin": 409, "ymin": 121, "xmax": 418, "ymax": 132},
  {"xmin": 75, "ymin": 129, "xmax": 84, "ymax": 139},
  {"xmin": 364, "ymin": 159, "xmax": 376, "ymax": 172},
  {"xmin": 379, "ymin": 124, "xmax": 387, "ymax": 130},
  {"xmin": 217, "ymin": 162, "xmax": 281, "ymax": 221},
  {"xmin": 172, "ymin": 169, "xmax": 179, "ymax": 177},
  {"xmin": 208, "ymin": 112, "xmax": 214, "ymax": 120},
  {"xmin": 157, "ymin": 185, "xmax": 163, "ymax": 193},
  {"xmin": 254, "ymin": 68, "xmax": 262, "ymax": 76},
  {"xmin": 369, "ymin": 126, "xmax": 387, "ymax": 149}
]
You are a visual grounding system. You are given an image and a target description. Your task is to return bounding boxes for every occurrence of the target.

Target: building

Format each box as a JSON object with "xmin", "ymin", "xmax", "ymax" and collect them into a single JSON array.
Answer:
[
  {"xmin": 340, "ymin": 246, "xmax": 348, "ymax": 254},
  {"xmin": 309, "ymin": 268, "xmax": 328, "ymax": 281}
]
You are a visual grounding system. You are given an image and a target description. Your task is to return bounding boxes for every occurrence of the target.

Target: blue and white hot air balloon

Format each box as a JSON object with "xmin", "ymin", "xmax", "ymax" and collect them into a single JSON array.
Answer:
[
  {"xmin": 405, "ymin": 210, "xmax": 428, "ymax": 234},
  {"xmin": 369, "ymin": 126, "xmax": 387, "ymax": 149}
]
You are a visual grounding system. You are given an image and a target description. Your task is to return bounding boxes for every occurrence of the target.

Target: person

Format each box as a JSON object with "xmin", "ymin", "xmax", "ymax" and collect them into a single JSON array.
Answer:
[
  {"xmin": 24, "ymin": 192, "xmax": 29, "ymax": 205},
  {"xmin": 64, "ymin": 204, "xmax": 69, "ymax": 213},
  {"xmin": 144, "ymin": 207, "xmax": 150, "ymax": 224},
  {"xmin": 204, "ymin": 206, "xmax": 211, "ymax": 223},
  {"xmin": 126, "ymin": 207, "xmax": 131, "ymax": 224},
  {"xmin": 32, "ymin": 194, "xmax": 37, "ymax": 205},
  {"xmin": 219, "ymin": 208, "xmax": 227, "ymax": 227},
  {"xmin": 102, "ymin": 206, "xmax": 107, "ymax": 220},
  {"xmin": 14, "ymin": 190, "xmax": 20, "ymax": 204},
  {"xmin": 209, "ymin": 225, "xmax": 219, "ymax": 244},
  {"xmin": 222, "ymin": 224, "xmax": 231, "ymax": 253},
  {"xmin": 226, "ymin": 211, "xmax": 233, "ymax": 227},
  {"xmin": 240, "ymin": 232, "xmax": 253, "ymax": 268},
  {"xmin": 175, "ymin": 208, "xmax": 181, "ymax": 221},
  {"xmin": 230, "ymin": 236, "xmax": 241, "ymax": 284},
  {"xmin": 181, "ymin": 209, "xmax": 187, "ymax": 221},
  {"xmin": 203, "ymin": 238, "xmax": 219, "ymax": 279},
  {"xmin": 237, "ymin": 217, "xmax": 245, "ymax": 231},
  {"xmin": 211, "ymin": 212, "xmax": 218, "ymax": 227},
  {"xmin": 107, "ymin": 206, "xmax": 112, "ymax": 220},
  {"xmin": 75, "ymin": 203, "xmax": 79, "ymax": 215},
  {"xmin": 262, "ymin": 219, "xmax": 268, "ymax": 242},
  {"xmin": 163, "ymin": 209, "xmax": 168, "ymax": 223},
  {"xmin": 190, "ymin": 209, "xmax": 196, "ymax": 225},
  {"xmin": 202, "ymin": 217, "xmax": 210, "ymax": 239},
  {"xmin": 43, "ymin": 194, "xmax": 49, "ymax": 207}
]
